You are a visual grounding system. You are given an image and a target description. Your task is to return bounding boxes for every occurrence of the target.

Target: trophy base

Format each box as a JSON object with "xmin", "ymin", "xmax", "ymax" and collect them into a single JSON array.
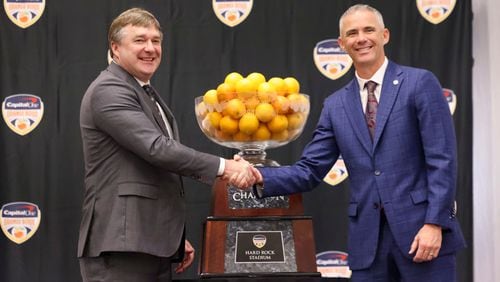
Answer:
[{"xmin": 200, "ymin": 216, "xmax": 319, "ymax": 277}]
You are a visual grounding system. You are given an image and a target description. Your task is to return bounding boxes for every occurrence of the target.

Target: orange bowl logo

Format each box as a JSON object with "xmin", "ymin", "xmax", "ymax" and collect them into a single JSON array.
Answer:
[
  {"xmin": 443, "ymin": 88, "xmax": 457, "ymax": 115},
  {"xmin": 416, "ymin": 0, "xmax": 456, "ymax": 24},
  {"xmin": 252, "ymin": 234, "xmax": 267, "ymax": 248},
  {"xmin": 316, "ymin": 251, "xmax": 352, "ymax": 278},
  {"xmin": 4, "ymin": 0, "xmax": 45, "ymax": 29},
  {"xmin": 2, "ymin": 94, "xmax": 44, "ymax": 136},
  {"xmin": 313, "ymin": 39, "xmax": 353, "ymax": 80},
  {"xmin": 213, "ymin": 0, "xmax": 253, "ymax": 27},
  {"xmin": 323, "ymin": 156, "xmax": 348, "ymax": 186},
  {"xmin": 1, "ymin": 202, "xmax": 41, "ymax": 244}
]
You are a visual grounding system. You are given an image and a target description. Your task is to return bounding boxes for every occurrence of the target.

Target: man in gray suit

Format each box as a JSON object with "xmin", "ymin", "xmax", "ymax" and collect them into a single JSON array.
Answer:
[{"xmin": 78, "ymin": 8, "xmax": 252, "ymax": 282}]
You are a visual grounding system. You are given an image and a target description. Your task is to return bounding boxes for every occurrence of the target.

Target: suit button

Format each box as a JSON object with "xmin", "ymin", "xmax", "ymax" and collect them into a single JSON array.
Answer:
[
  {"xmin": 374, "ymin": 170, "xmax": 381, "ymax": 176},
  {"xmin": 373, "ymin": 203, "xmax": 380, "ymax": 209}
]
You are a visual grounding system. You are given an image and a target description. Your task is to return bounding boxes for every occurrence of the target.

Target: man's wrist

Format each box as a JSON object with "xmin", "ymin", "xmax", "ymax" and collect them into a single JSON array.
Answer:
[{"xmin": 217, "ymin": 158, "xmax": 225, "ymax": 176}]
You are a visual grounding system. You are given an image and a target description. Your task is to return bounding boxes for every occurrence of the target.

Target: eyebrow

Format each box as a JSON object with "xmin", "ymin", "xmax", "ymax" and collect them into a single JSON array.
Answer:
[
  {"xmin": 133, "ymin": 33, "xmax": 162, "ymax": 39},
  {"xmin": 344, "ymin": 25, "xmax": 377, "ymax": 34},
  {"xmin": 344, "ymin": 28, "xmax": 358, "ymax": 36}
]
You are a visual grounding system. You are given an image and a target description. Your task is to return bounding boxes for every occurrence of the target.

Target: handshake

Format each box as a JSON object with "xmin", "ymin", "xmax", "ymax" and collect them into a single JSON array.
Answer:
[{"xmin": 222, "ymin": 155, "xmax": 262, "ymax": 190}]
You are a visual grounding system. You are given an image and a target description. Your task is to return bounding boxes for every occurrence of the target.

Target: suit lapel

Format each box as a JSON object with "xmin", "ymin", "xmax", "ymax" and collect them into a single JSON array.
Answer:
[
  {"xmin": 160, "ymin": 103, "xmax": 180, "ymax": 140},
  {"xmin": 342, "ymin": 80, "xmax": 373, "ymax": 155},
  {"xmin": 107, "ymin": 63, "xmax": 179, "ymax": 140},
  {"xmin": 372, "ymin": 62, "xmax": 404, "ymax": 149},
  {"xmin": 147, "ymin": 94, "xmax": 171, "ymax": 136},
  {"xmin": 148, "ymin": 86, "xmax": 180, "ymax": 140}
]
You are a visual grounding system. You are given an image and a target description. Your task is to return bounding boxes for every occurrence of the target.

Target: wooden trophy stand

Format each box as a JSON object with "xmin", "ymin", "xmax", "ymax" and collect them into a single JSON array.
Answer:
[{"xmin": 199, "ymin": 178, "xmax": 320, "ymax": 278}]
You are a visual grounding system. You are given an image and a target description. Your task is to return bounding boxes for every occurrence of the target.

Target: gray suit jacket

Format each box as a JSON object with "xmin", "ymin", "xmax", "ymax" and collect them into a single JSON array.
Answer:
[{"xmin": 78, "ymin": 62, "xmax": 220, "ymax": 258}]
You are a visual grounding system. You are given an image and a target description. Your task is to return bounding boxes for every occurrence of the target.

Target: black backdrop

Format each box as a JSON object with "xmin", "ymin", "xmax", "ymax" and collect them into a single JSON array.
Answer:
[{"xmin": 0, "ymin": 0, "xmax": 472, "ymax": 281}]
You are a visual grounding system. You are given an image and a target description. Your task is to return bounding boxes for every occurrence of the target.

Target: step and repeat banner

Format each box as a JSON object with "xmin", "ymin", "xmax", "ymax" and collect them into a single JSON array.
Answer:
[{"xmin": 0, "ymin": 0, "xmax": 472, "ymax": 281}]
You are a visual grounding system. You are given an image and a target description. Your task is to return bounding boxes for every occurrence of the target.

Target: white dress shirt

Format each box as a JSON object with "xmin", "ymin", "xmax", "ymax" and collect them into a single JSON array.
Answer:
[{"xmin": 355, "ymin": 57, "xmax": 388, "ymax": 113}]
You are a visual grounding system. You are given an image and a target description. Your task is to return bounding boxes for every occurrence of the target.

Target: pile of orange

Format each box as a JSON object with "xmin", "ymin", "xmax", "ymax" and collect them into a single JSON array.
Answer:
[{"xmin": 195, "ymin": 72, "xmax": 309, "ymax": 142}]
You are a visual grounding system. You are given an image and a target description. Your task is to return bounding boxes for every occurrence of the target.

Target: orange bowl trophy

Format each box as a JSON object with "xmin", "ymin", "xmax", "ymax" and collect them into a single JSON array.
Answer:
[{"xmin": 195, "ymin": 73, "xmax": 319, "ymax": 278}]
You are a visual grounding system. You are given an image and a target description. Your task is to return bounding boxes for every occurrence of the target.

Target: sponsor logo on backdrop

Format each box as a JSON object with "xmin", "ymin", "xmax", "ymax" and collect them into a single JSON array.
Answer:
[
  {"xmin": 4, "ymin": 0, "xmax": 45, "ymax": 28},
  {"xmin": 316, "ymin": 251, "xmax": 352, "ymax": 278},
  {"xmin": 213, "ymin": 0, "xmax": 253, "ymax": 27},
  {"xmin": 1, "ymin": 202, "xmax": 41, "ymax": 244},
  {"xmin": 314, "ymin": 39, "xmax": 353, "ymax": 80},
  {"xmin": 443, "ymin": 88, "xmax": 457, "ymax": 115},
  {"xmin": 323, "ymin": 156, "xmax": 348, "ymax": 186},
  {"xmin": 416, "ymin": 0, "xmax": 456, "ymax": 24},
  {"xmin": 2, "ymin": 94, "xmax": 44, "ymax": 136}
]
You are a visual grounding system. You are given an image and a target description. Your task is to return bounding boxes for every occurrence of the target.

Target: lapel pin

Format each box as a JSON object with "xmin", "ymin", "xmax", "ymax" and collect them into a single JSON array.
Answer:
[{"xmin": 393, "ymin": 80, "xmax": 399, "ymax": 85}]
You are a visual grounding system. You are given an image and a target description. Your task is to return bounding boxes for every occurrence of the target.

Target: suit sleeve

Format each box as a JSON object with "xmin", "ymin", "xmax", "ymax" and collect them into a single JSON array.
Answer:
[
  {"xmin": 414, "ymin": 70, "xmax": 457, "ymax": 229},
  {"xmin": 89, "ymin": 80, "xmax": 220, "ymax": 185},
  {"xmin": 257, "ymin": 98, "xmax": 340, "ymax": 197}
]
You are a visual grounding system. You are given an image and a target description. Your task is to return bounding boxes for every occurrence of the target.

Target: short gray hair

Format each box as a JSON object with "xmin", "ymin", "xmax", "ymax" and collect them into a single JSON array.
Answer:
[{"xmin": 339, "ymin": 4, "xmax": 385, "ymax": 35}]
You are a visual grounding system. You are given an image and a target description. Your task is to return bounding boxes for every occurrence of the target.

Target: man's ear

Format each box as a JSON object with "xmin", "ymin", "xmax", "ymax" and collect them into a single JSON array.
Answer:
[
  {"xmin": 110, "ymin": 42, "xmax": 119, "ymax": 60},
  {"xmin": 383, "ymin": 28, "xmax": 390, "ymax": 45},
  {"xmin": 338, "ymin": 36, "xmax": 345, "ymax": 50}
]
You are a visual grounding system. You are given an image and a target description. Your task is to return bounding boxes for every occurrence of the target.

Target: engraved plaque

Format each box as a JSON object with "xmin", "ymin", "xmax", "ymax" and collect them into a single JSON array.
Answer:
[
  {"xmin": 227, "ymin": 185, "xmax": 289, "ymax": 209},
  {"xmin": 235, "ymin": 231, "xmax": 285, "ymax": 263},
  {"xmin": 224, "ymin": 220, "xmax": 297, "ymax": 273}
]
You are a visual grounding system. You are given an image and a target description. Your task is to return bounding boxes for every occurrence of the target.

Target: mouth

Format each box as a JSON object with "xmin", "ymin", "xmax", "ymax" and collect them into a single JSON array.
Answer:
[
  {"xmin": 140, "ymin": 57, "xmax": 156, "ymax": 63},
  {"xmin": 355, "ymin": 45, "xmax": 373, "ymax": 53}
]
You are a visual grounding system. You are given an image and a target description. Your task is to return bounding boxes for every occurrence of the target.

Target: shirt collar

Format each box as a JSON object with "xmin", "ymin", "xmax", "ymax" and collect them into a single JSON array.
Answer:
[
  {"xmin": 135, "ymin": 78, "xmax": 150, "ymax": 87},
  {"xmin": 355, "ymin": 57, "xmax": 388, "ymax": 89},
  {"xmin": 111, "ymin": 60, "xmax": 150, "ymax": 87}
]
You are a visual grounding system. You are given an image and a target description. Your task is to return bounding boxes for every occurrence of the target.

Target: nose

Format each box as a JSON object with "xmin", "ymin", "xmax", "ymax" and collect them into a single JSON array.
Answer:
[
  {"xmin": 356, "ymin": 32, "xmax": 368, "ymax": 43},
  {"xmin": 144, "ymin": 39, "xmax": 155, "ymax": 51}
]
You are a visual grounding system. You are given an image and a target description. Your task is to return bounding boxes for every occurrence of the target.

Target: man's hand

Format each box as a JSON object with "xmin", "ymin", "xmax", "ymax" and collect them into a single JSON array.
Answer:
[
  {"xmin": 175, "ymin": 240, "xmax": 195, "ymax": 274},
  {"xmin": 223, "ymin": 155, "xmax": 254, "ymax": 189},
  {"xmin": 248, "ymin": 165, "xmax": 263, "ymax": 184},
  {"xmin": 231, "ymin": 155, "xmax": 264, "ymax": 188},
  {"xmin": 408, "ymin": 223, "xmax": 442, "ymax": 263}
]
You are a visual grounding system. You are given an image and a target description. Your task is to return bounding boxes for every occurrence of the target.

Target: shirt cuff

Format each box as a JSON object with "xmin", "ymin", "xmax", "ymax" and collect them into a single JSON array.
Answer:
[
  {"xmin": 217, "ymin": 158, "xmax": 225, "ymax": 176},
  {"xmin": 252, "ymin": 183, "xmax": 265, "ymax": 198}
]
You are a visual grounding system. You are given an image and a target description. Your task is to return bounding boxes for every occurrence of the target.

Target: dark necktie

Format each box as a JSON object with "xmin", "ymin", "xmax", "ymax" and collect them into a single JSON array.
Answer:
[
  {"xmin": 365, "ymin": 80, "xmax": 378, "ymax": 140},
  {"xmin": 142, "ymin": 85, "xmax": 173, "ymax": 137}
]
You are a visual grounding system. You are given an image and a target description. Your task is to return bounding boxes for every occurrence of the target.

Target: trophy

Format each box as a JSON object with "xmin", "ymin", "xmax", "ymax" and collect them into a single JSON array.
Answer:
[{"xmin": 194, "ymin": 73, "xmax": 319, "ymax": 278}]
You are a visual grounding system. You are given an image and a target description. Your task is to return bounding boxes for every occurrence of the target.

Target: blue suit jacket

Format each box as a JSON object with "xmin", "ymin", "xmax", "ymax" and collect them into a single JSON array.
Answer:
[{"xmin": 258, "ymin": 61, "xmax": 466, "ymax": 270}]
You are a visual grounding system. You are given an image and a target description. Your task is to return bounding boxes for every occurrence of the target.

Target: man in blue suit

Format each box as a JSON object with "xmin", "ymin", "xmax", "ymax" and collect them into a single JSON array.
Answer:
[{"xmin": 244, "ymin": 4, "xmax": 466, "ymax": 281}]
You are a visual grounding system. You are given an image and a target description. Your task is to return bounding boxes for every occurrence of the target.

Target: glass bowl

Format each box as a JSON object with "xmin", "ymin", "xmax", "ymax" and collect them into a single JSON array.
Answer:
[{"xmin": 194, "ymin": 94, "xmax": 309, "ymax": 165}]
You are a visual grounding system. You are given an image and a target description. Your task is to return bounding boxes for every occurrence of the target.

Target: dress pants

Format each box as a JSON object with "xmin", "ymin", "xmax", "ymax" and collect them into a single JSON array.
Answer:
[
  {"xmin": 351, "ymin": 211, "xmax": 457, "ymax": 282},
  {"xmin": 79, "ymin": 252, "xmax": 172, "ymax": 282}
]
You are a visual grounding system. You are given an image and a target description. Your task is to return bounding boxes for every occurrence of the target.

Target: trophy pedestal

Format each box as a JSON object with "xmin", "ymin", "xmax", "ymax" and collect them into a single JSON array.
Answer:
[{"xmin": 199, "ymin": 179, "xmax": 320, "ymax": 278}]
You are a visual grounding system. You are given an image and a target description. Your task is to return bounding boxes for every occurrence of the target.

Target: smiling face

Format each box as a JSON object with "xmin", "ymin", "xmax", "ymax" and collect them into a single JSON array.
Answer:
[
  {"xmin": 338, "ymin": 9, "xmax": 389, "ymax": 78},
  {"xmin": 111, "ymin": 24, "xmax": 162, "ymax": 82}
]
